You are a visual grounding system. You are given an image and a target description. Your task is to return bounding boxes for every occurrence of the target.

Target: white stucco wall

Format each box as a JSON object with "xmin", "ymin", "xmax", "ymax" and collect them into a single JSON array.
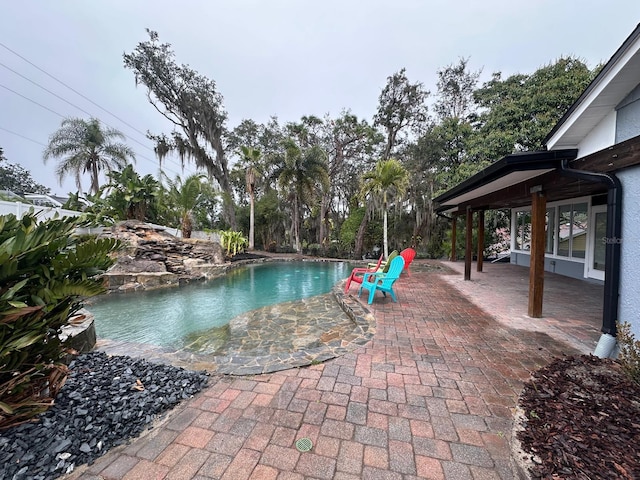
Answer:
[
  {"xmin": 577, "ymin": 110, "xmax": 617, "ymax": 157},
  {"xmin": 618, "ymin": 164, "xmax": 640, "ymax": 338}
]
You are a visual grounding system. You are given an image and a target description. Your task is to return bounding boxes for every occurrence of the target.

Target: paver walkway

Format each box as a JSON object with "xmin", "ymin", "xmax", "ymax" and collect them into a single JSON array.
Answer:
[{"xmin": 69, "ymin": 262, "xmax": 593, "ymax": 480}]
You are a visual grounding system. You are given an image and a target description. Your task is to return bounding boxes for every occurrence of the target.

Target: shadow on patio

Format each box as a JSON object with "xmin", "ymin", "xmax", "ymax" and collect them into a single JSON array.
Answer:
[{"xmin": 437, "ymin": 260, "xmax": 603, "ymax": 355}]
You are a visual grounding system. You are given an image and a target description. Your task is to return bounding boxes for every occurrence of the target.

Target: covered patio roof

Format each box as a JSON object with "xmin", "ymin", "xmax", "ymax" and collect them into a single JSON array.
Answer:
[{"xmin": 434, "ymin": 135, "xmax": 640, "ymax": 213}]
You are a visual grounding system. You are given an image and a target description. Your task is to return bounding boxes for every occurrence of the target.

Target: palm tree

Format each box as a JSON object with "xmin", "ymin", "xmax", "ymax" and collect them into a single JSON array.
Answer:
[
  {"xmin": 240, "ymin": 146, "xmax": 262, "ymax": 250},
  {"xmin": 277, "ymin": 140, "xmax": 329, "ymax": 253},
  {"xmin": 360, "ymin": 158, "xmax": 409, "ymax": 259},
  {"xmin": 162, "ymin": 173, "xmax": 207, "ymax": 238},
  {"xmin": 43, "ymin": 118, "xmax": 135, "ymax": 195}
]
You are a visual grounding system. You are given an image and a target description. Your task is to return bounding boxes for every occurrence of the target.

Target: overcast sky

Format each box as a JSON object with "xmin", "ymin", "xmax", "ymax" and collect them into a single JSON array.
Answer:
[{"xmin": 1, "ymin": 1, "xmax": 639, "ymax": 196}]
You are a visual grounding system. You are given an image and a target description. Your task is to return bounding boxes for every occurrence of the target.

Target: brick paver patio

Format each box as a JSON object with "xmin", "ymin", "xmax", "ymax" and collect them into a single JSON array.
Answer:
[{"xmin": 69, "ymin": 261, "xmax": 601, "ymax": 480}]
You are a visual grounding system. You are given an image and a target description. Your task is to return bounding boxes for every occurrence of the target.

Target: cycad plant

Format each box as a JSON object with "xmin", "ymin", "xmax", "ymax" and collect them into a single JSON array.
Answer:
[
  {"xmin": 0, "ymin": 213, "xmax": 119, "ymax": 429},
  {"xmin": 162, "ymin": 173, "xmax": 207, "ymax": 238}
]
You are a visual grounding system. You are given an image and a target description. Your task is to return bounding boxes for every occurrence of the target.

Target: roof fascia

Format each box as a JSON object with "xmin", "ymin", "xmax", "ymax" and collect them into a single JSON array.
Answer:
[
  {"xmin": 433, "ymin": 149, "xmax": 578, "ymax": 206},
  {"xmin": 544, "ymin": 23, "xmax": 640, "ymax": 147}
]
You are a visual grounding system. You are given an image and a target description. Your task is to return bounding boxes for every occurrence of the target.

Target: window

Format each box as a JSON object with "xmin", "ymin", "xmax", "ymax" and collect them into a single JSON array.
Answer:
[
  {"xmin": 545, "ymin": 208, "xmax": 555, "ymax": 254},
  {"xmin": 557, "ymin": 202, "xmax": 588, "ymax": 259},
  {"xmin": 515, "ymin": 211, "xmax": 531, "ymax": 251}
]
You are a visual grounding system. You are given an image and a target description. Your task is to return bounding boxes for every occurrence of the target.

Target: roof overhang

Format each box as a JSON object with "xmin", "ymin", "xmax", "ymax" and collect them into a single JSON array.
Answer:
[
  {"xmin": 434, "ymin": 149, "xmax": 578, "ymax": 213},
  {"xmin": 546, "ymin": 23, "xmax": 640, "ymax": 149}
]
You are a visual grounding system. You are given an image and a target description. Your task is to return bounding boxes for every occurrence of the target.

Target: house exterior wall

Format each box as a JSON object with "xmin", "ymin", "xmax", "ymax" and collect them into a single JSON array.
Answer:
[
  {"xmin": 617, "ymin": 164, "xmax": 640, "ymax": 337},
  {"xmin": 577, "ymin": 110, "xmax": 616, "ymax": 157},
  {"xmin": 616, "ymin": 83, "xmax": 640, "ymax": 143},
  {"xmin": 510, "ymin": 252, "xmax": 590, "ymax": 280}
]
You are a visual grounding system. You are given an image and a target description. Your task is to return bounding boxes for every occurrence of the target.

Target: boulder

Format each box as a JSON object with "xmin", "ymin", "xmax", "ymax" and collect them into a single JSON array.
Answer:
[{"xmin": 98, "ymin": 221, "xmax": 226, "ymax": 291}]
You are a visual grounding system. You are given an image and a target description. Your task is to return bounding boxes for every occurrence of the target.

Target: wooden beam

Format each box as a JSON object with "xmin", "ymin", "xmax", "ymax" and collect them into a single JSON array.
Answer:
[
  {"xmin": 450, "ymin": 215, "xmax": 457, "ymax": 262},
  {"xmin": 477, "ymin": 210, "xmax": 485, "ymax": 272},
  {"xmin": 528, "ymin": 191, "xmax": 546, "ymax": 317},
  {"xmin": 464, "ymin": 206, "xmax": 472, "ymax": 281}
]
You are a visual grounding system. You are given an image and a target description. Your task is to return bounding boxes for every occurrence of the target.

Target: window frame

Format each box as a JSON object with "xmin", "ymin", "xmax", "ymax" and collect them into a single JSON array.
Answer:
[{"xmin": 511, "ymin": 195, "xmax": 593, "ymax": 264}]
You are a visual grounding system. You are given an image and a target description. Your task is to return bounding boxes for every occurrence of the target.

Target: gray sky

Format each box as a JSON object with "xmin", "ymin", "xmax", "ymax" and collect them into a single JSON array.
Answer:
[{"xmin": 2, "ymin": 1, "xmax": 639, "ymax": 195}]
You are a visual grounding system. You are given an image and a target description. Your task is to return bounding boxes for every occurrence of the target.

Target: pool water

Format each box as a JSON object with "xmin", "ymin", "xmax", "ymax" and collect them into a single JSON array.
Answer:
[{"xmin": 88, "ymin": 261, "xmax": 352, "ymax": 348}]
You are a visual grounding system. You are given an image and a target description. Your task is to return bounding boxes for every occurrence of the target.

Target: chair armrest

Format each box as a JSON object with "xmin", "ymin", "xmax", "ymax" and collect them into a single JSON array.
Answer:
[
  {"xmin": 363, "ymin": 271, "xmax": 387, "ymax": 282},
  {"xmin": 367, "ymin": 261, "xmax": 387, "ymax": 269},
  {"xmin": 352, "ymin": 266, "xmax": 377, "ymax": 274}
]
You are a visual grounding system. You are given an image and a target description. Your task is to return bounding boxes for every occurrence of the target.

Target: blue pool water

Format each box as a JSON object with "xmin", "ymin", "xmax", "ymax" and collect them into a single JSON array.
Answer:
[{"xmin": 88, "ymin": 261, "xmax": 352, "ymax": 348}]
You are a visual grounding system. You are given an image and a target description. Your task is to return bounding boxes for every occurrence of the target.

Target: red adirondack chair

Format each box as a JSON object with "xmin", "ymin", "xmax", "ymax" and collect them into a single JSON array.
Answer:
[
  {"xmin": 399, "ymin": 248, "xmax": 416, "ymax": 275},
  {"xmin": 344, "ymin": 251, "xmax": 398, "ymax": 293}
]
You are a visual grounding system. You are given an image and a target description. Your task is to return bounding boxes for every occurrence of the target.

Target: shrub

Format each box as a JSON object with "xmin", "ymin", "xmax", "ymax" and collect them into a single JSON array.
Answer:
[
  {"xmin": 617, "ymin": 321, "xmax": 640, "ymax": 385},
  {"xmin": 0, "ymin": 213, "xmax": 120, "ymax": 429},
  {"xmin": 305, "ymin": 243, "xmax": 322, "ymax": 256}
]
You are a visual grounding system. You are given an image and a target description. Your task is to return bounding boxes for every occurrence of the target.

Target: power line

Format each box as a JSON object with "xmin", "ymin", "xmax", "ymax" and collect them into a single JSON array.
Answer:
[
  {"xmin": 0, "ymin": 62, "xmax": 159, "ymax": 155},
  {"xmin": 0, "ymin": 40, "xmax": 151, "ymax": 140},
  {"xmin": 1, "ymin": 61, "xmax": 101, "ymax": 123},
  {"xmin": 0, "ymin": 41, "xmax": 188, "ymax": 174},
  {"xmin": 0, "ymin": 83, "xmax": 64, "ymax": 118},
  {"xmin": 0, "ymin": 126, "xmax": 47, "ymax": 147},
  {"xmin": 0, "ymin": 83, "xmax": 185, "ymax": 178}
]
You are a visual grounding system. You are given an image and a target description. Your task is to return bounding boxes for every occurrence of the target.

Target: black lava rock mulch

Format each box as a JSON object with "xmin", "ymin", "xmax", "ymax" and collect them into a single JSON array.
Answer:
[{"xmin": 0, "ymin": 351, "xmax": 209, "ymax": 480}]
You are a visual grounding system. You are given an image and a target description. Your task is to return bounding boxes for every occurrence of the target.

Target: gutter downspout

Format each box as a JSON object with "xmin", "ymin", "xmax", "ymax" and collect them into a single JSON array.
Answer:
[{"xmin": 559, "ymin": 159, "xmax": 622, "ymax": 358}]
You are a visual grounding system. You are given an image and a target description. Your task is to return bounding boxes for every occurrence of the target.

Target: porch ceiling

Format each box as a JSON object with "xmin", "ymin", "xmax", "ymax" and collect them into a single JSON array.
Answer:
[{"xmin": 454, "ymin": 170, "xmax": 607, "ymax": 211}]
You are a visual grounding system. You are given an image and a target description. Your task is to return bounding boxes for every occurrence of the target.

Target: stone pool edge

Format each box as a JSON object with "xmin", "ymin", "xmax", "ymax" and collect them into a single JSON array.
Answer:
[
  {"xmin": 93, "ymin": 276, "xmax": 377, "ymax": 377},
  {"xmin": 183, "ymin": 281, "xmax": 376, "ymax": 375}
]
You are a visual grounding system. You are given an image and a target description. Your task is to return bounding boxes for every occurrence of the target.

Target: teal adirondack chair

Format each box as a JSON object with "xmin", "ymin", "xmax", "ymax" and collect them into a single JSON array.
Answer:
[{"xmin": 358, "ymin": 256, "xmax": 405, "ymax": 304}]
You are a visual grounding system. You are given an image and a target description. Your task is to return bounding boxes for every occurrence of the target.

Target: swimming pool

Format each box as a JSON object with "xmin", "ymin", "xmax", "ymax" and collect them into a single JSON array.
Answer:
[{"xmin": 88, "ymin": 261, "xmax": 352, "ymax": 349}]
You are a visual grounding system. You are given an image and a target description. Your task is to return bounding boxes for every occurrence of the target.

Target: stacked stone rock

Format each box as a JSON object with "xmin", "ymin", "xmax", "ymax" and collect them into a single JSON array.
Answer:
[{"xmin": 99, "ymin": 221, "xmax": 226, "ymax": 292}]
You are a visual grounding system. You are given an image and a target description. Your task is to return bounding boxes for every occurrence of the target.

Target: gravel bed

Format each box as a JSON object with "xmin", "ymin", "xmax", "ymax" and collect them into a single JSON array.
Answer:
[{"xmin": 0, "ymin": 351, "xmax": 209, "ymax": 480}]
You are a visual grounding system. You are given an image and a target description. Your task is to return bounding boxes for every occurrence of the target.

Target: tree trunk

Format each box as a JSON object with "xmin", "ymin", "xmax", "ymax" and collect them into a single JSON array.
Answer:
[
  {"xmin": 90, "ymin": 162, "xmax": 100, "ymax": 196},
  {"xmin": 293, "ymin": 198, "xmax": 300, "ymax": 253},
  {"xmin": 383, "ymin": 210, "xmax": 389, "ymax": 259},
  {"xmin": 221, "ymin": 191, "xmax": 237, "ymax": 231},
  {"xmin": 182, "ymin": 214, "xmax": 193, "ymax": 239},
  {"xmin": 248, "ymin": 191, "xmax": 255, "ymax": 250},
  {"xmin": 354, "ymin": 214, "xmax": 368, "ymax": 259},
  {"xmin": 319, "ymin": 193, "xmax": 330, "ymax": 247},
  {"xmin": 383, "ymin": 193, "xmax": 389, "ymax": 258}
]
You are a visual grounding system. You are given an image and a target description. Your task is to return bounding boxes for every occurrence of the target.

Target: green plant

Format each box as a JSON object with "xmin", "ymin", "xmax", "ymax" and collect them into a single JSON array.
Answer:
[
  {"xmin": 0, "ymin": 213, "xmax": 120, "ymax": 429},
  {"xmin": 617, "ymin": 321, "xmax": 640, "ymax": 385},
  {"xmin": 306, "ymin": 243, "xmax": 322, "ymax": 256},
  {"xmin": 218, "ymin": 230, "xmax": 247, "ymax": 257}
]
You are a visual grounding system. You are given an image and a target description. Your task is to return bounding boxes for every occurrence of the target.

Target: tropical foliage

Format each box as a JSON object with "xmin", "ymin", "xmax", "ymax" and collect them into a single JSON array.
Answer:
[
  {"xmin": 30, "ymin": 40, "xmax": 596, "ymax": 259},
  {"xmin": 124, "ymin": 30, "xmax": 237, "ymax": 229},
  {"xmin": 43, "ymin": 118, "xmax": 135, "ymax": 195},
  {"xmin": 219, "ymin": 230, "xmax": 247, "ymax": 257},
  {"xmin": 159, "ymin": 173, "xmax": 208, "ymax": 238},
  {"xmin": 0, "ymin": 213, "xmax": 119, "ymax": 428},
  {"xmin": 360, "ymin": 159, "xmax": 409, "ymax": 258}
]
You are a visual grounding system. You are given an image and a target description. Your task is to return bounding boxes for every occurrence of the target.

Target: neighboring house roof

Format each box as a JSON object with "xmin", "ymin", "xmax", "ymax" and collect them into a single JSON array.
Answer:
[
  {"xmin": 0, "ymin": 189, "xmax": 25, "ymax": 201},
  {"xmin": 24, "ymin": 194, "xmax": 65, "ymax": 207},
  {"xmin": 546, "ymin": 23, "xmax": 640, "ymax": 149}
]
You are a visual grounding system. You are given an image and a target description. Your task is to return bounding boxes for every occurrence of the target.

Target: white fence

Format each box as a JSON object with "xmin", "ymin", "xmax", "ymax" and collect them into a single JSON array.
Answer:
[
  {"xmin": 0, "ymin": 200, "xmax": 82, "ymax": 222},
  {"xmin": 0, "ymin": 200, "xmax": 220, "ymax": 242}
]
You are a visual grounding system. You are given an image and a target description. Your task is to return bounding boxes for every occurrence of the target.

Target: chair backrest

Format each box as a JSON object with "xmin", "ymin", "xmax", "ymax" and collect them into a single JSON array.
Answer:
[
  {"xmin": 381, "ymin": 250, "xmax": 399, "ymax": 273},
  {"xmin": 400, "ymin": 248, "xmax": 416, "ymax": 270},
  {"xmin": 380, "ymin": 256, "xmax": 405, "ymax": 287},
  {"xmin": 371, "ymin": 254, "xmax": 384, "ymax": 270}
]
